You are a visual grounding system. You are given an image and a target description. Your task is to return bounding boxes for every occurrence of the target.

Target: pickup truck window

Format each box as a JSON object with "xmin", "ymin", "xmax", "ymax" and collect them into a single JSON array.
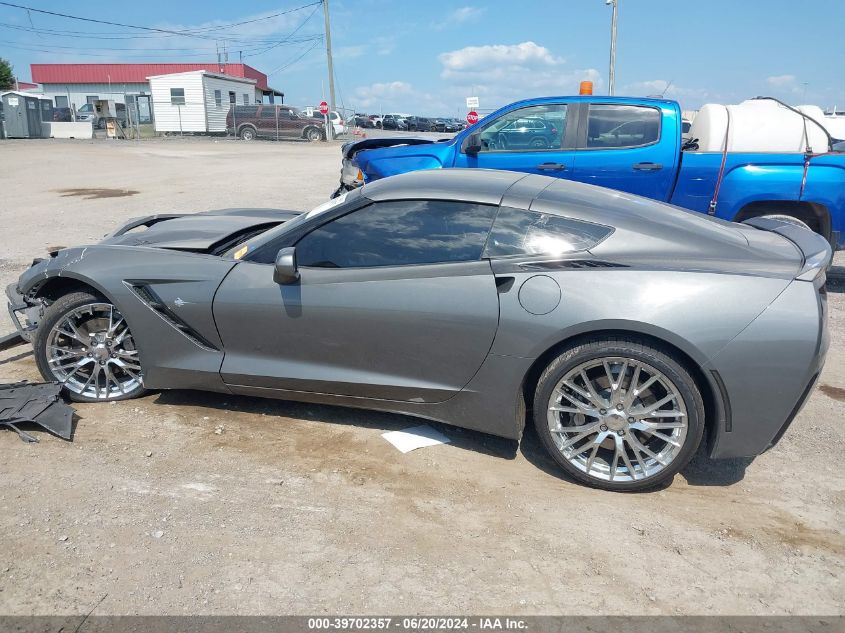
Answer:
[
  {"xmin": 477, "ymin": 104, "xmax": 567, "ymax": 152},
  {"xmin": 585, "ymin": 104, "xmax": 660, "ymax": 149},
  {"xmin": 484, "ymin": 207, "xmax": 613, "ymax": 258}
]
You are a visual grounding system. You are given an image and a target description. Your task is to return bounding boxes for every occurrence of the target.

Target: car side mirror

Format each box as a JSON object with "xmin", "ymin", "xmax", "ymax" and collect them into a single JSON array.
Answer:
[
  {"xmin": 464, "ymin": 132, "xmax": 482, "ymax": 155},
  {"xmin": 273, "ymin": 247, "xmax": 299, "ymax": 284}
]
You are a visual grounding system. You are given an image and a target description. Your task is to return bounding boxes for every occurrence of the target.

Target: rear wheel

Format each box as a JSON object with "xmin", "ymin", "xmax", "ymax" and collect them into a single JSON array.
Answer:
[
  {"xmin": 533, "ymin": 337, "xmax": 704, "ymax": 491},
  {"xmin": 239, "ymin": 126, "xmax": 256, "ymax": 141},
  {"xmin": 34, "ymin": 292, "xmax": 145, "ymax": 403}
]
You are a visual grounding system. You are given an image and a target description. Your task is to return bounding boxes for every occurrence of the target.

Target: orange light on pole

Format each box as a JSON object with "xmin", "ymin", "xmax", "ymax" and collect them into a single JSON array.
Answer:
[{"xmin": 579, "ymin": 81, "xmax": 594, "ymax": 95}]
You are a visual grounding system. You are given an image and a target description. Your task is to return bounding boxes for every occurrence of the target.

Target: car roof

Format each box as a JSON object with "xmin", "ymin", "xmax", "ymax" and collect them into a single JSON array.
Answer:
[{"xmin": 362, "ymin": 169, "xmax": 532, "ymax": 206}]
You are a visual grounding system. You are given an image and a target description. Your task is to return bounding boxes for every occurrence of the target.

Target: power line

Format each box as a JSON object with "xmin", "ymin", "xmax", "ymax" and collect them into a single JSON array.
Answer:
[
  {"xmin": 266, "ymin": 40, "xmax": 320, "ymax": 76},
  {"xmin": 0, "ymin": 0, "xmax": 321, "ymax": 42},
  {"xmin": 244, "ymin": 2, "xmax": 321, "ymax": 58}
]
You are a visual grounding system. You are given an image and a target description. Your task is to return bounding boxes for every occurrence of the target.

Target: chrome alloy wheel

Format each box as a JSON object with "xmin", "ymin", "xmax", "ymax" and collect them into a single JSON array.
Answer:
[
  {"xmin": 46, "ymin": 303, "xmax": 142, "ymax": 400},
  {"xmin": 546, "ymin": 357, "xmax": 688, "ymax": 483}
]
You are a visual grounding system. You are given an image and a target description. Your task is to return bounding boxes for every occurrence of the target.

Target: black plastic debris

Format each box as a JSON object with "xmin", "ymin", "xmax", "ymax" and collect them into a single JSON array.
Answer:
[
  {"xmin": 0, "ymin": 331, "xmax": 25, "ymax": 352},
  {"xmin": 0, "ymin": 382, "xmax": 74, "ymax": 443}
]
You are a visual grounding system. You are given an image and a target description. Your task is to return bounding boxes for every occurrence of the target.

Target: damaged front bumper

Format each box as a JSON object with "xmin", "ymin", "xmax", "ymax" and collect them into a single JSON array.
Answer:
[
  {"xmin": 5, "ymin": 283, "xmax": 39, "ymax": 345},
  {"xmin": 333, "ymin": 157, "xmax": 365, "ymax": 198}
]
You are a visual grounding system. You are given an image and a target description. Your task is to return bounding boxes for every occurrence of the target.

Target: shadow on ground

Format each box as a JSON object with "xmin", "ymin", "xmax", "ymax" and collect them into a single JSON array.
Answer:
[{"xmin": 152, "ymin": 389, "xmax": 749, "ymax": 491}]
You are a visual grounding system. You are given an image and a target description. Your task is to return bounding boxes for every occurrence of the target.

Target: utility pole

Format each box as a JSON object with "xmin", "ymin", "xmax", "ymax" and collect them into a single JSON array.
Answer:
[
  {"xmin": 606, "ymin": 0, "xmax": 618, "ymax": 95},
  {"xmin": 322, "ymin": 0, "xmax": 336, "ymax": 140}
]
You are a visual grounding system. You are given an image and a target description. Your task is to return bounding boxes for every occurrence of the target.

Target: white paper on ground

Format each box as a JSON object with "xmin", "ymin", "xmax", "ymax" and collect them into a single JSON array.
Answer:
[{"xmin": 381, "ymin": 424, "xmax": 451, "ymax": 454}]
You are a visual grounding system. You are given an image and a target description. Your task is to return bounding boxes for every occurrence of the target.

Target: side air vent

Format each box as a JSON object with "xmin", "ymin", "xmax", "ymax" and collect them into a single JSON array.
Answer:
[
  {"xmin": 519, "ymin": 260, "xmax": 628, "ymax": 271},
  {"xmin": 128, "ymin": 283, "xmax": 219, "ymax": 351}
]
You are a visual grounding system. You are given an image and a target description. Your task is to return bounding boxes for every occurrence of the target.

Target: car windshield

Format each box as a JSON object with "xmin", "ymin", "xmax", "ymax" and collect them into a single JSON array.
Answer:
[
  {"xmin": 225, "ymin": 188, "xmax": 364, "ymax": 259},
  {"xmin": 78, "ymin": 104, "xmax": 93, "ymax": 112}
]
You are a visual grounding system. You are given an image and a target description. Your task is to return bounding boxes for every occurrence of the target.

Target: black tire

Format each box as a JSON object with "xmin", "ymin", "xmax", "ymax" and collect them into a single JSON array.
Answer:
[
  {"xmin": 533, "ymin": 336, "xmax": 705, "ymax": 492},
  {"xmin": 305, "ymin": 127, "xmax": 323, "ymax": 142},
  {"xmin": 34, "ymin": 291, "xmax": 146, "ymax": 403},
  {"xmin": 239, "ymin": 126, "xmax": 256, "ymax": 141}
]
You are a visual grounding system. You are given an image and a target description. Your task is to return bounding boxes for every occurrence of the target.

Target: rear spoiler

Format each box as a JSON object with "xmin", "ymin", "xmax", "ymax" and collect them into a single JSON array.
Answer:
[{"xmin": 743, "ymin": 217, "xmax": 833, "ymax": 280}]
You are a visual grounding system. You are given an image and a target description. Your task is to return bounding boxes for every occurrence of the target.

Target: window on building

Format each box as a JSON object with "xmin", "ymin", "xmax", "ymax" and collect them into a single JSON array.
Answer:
[
  {"xmin": 54, "ymin": 96, "xmax": 68, "ymax": 108},
  {"xmin": 242, "ymin": 93, "xmax": 249, "ymax": 105},
  {"xmin": 86, "ymin": 96, "xmax": 98, "ymax": 105},
  {"xmin": 229, "ymin": 91, "xmax": 236, "ymax": 104},
  {"xmin": 170, "ymin": 88, "xmax": 186, "ymax": 106},
  {"xmin": 214, "ymin": 90, "xmax": 222, "ymax": 107}
]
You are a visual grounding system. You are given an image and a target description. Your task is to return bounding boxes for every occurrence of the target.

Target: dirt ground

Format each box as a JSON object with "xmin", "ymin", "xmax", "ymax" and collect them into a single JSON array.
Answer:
[{"xmin": 0, "ymin": 138, "xmax": 843, "ymax": 616}]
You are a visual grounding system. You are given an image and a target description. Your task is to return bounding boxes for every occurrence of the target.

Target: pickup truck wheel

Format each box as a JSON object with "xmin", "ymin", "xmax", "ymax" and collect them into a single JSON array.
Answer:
[
  {"xmin": 239, "ymin": 127, "xmax": 256, "ymax": 141},
  {"xmin": 756, "ymin": 214, "xmax": 812, "ymax": 232},
  {"xmin": 305, "ymin": 127, "xmax": 322, "ymax": 142}
]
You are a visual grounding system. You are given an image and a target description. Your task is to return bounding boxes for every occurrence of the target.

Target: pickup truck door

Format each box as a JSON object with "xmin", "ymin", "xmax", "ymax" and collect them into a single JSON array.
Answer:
[
  {"xmin": 453, "ymin": 102, "xmax": 577, "ymax": 178},
  {"xmin": 571, "ymin": 103, "xmax": 679, "ymax": 201}
]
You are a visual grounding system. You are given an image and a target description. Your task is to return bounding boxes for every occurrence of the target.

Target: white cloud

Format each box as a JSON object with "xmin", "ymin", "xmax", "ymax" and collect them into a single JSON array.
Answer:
[
  {"xmin": 352, "ymin": 81, "xmax": 452, "ymax": 115},
  {"xmin": 437, "ymin": 42, "xmax": 600, "ymax": 109},
  {"xmin": 766, "ymin": 74, "xmax": 798, "ymax": 90},
  {"xmin": 432, "ymin": 6, "xmax": 486, "ymax": 30}
]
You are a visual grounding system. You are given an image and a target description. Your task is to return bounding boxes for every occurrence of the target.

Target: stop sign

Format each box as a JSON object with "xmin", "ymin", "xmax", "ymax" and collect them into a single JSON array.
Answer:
[
  {"xmin": 319, "ymin": 101, "xmax": 329, "ymax": 115},
  {"xmin": 466, "ymin": 110, "xmax": 479, "ymax": 125}
]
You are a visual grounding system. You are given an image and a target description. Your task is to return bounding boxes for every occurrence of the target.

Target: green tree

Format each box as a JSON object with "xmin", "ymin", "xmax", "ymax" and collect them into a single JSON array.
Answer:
[{"xmin": 0, "ymin": 58, "xmax": 14, "ymax": 90}]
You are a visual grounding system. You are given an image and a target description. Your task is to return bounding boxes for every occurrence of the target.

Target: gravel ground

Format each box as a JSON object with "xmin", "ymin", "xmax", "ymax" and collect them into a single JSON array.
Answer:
[{"xmin": 0, "ymin": 137, "xmax": 842, "ymax": 616}]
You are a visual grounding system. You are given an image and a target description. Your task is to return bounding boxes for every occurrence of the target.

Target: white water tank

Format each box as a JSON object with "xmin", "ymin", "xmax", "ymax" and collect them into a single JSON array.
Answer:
[
  {"xmin": 798, "ymin": 105, "xmax": 845, "ymax": 142},
  {"xmin": 689, "ymin": 99, "xmax": 830, "ymax": 153}
]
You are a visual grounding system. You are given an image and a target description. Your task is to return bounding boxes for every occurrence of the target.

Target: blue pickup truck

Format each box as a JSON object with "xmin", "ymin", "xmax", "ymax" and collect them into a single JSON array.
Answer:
[{"xmin": 335, "ymin": 96, "xmax": 845, "ymax": 249}]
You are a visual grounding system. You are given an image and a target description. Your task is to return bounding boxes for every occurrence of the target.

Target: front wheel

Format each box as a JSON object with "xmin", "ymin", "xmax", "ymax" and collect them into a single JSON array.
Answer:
[
  {"xmin": 239, "ymin": 127, "xmax": 256, "ymax": 141},
  {"xmin": 305, "ymin": 127, "xmax": 323, "ymax": 142},
  {"xmin": 533, "ymin": 337, "xmax": 704, "ymax": 491},
  {"xmin": 34, "ymin": 292, "xmax": 146, "ymax": 403}
]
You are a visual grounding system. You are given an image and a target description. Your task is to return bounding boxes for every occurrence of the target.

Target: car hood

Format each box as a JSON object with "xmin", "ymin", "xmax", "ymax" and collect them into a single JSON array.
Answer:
[{"xmin": 98, "ymin": 208, "xmax": 301, "ymax": 254}]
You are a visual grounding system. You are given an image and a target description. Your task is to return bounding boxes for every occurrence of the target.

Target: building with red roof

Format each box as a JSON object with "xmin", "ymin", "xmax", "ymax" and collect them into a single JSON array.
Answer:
[{"xmin": 30, "ymin": 62, "xmax": 283, "ymax": 123}]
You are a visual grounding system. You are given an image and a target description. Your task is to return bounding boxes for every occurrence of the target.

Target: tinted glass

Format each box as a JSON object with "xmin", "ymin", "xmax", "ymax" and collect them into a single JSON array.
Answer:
[
  {"xmin": 477, "ymin": 103, "xmax": 567, "ymax": 152},
  {"xmin": 297, "ymin": 200, "xmax": 498, "ymax": 268},
  {"xmin": 260, "ymin": 108, "xmax": 276, "ymax": 119},
  {"xmin": 484, "ymin": 207, "xmax": 613, "ymax": 258},
  {"xmin": 586, "ymin": 104, "xmax": 660, "ymax": 148}
]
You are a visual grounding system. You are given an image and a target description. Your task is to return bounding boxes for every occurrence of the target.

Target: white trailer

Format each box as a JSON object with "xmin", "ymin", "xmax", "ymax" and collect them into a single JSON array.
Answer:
[{"xmin": 147, "ymin": 70, "xmax": 257, "ymax": 134}]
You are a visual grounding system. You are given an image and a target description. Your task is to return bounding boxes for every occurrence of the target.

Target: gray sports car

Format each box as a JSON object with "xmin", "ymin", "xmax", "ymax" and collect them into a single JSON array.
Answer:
[{"xmin": 5, "ymin": 169, "xmax": 831, "ymax": 491}]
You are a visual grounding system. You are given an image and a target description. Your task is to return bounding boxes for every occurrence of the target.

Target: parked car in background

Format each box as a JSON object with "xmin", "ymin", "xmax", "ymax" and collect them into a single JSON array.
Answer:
[
  {"xmin": 368, "ymin": 115, "xmax": 383, "ymax": 129},
  {"xmin": 336, "ymin": 95, "xmax": 845, "ymax": 249},
  {"xmin": 52, "ymin": 107, "xmax": 73, "ymax": 122},
  {"xmin": 75, "ymin": 102, "xmax": 127, "ymax": 128},
  {"xmin": 348, "ymin": 114, "xmax": 374, "ymax": 128},
  {"xmin": 382, "ymin": 114, "xmax": 407, "ymax": 130},
  {"xmin": 405, "ymin": 116, "xmax": 433, "ymax": 132},
  {"xmin": 309, "ymin": 110, "xmax": 346, "ymax": 137},
  {"xmin": 227, "ymin": 105, "xmax": 325, "ymax": 141}
]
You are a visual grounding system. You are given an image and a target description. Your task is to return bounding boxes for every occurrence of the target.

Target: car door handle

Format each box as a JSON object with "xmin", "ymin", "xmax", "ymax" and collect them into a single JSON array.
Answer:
[
  {"xmin": 536, "ymin": 162, "xmax": 567, "ymax": 171},
  {"xmin": 632, "ymin": 162, "xmax": 663, "ymax": 171}
]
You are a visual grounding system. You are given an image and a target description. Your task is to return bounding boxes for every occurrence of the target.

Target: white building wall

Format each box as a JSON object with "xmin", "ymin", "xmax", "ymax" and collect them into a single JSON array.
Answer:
[
  {"xmin": 202, "ymin": 75, "xmax": 254, "ymax": 132},
  {"xmin": 39, "ymin": 82, "xmax": 149, "ymax": 109},
  {"xmin": 149, "ymin": 73, "xmax": 207, "ymax": 133}
]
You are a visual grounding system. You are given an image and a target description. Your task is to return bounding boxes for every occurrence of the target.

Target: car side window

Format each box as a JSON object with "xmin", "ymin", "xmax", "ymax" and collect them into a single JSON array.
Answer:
[
  {"xmin": 484, "ymin": 207, "xmax": 613, "ymax": 258},
  {"xmin": 585, "ymin": 104, "xmax": 661, "ymax": 149},
  {"xmin": 476, "ymin": 104, "xmax": 567, "ymax": 152},
  {"xmin": 296, "ymin": 200, "xmax": 498, "ymax": 268}
]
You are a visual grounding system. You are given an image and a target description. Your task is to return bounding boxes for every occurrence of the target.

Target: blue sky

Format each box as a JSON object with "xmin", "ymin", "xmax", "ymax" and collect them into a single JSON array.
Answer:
[{"xmin": 2, "ymin": 0, "xmax": 843, "ymax": 116}]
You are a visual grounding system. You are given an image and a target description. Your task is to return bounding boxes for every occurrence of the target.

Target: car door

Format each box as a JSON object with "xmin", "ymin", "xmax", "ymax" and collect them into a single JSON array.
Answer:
[
  {"xmin": 453, "ymin": 102, "xmax": 577, "ymax": 178},
  {"xmin": 570, "ymin": 102, "xmax": 678, "ymax": 201},
  {"xmin": 213, "ymin": 199, "xmax": 501, "ymax": 403}
]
